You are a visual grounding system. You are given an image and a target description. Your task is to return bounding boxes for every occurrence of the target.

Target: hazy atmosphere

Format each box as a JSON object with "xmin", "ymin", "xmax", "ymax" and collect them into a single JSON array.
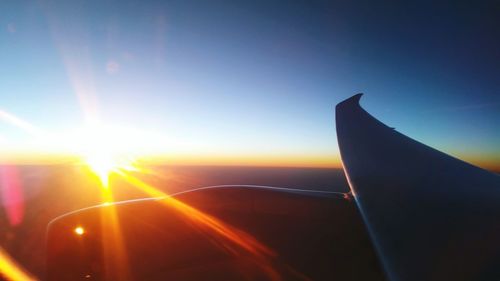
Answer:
[
  {"xmin": 0, "ymin": 1, "xmax": 499, "ymax": 281},
  {"xmin": 1, "ymin": 0, "xmax": 499, "ymax": 170}
]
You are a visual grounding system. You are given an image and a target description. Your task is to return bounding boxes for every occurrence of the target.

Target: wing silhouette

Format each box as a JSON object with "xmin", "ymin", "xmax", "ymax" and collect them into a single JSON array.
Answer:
[{"xmin": 336, "ymin": 94, "xmax": 500, "ymax": 281}]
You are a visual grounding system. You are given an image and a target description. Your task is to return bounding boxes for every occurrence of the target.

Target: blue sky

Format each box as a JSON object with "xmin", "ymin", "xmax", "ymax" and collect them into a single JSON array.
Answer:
[{"xmin": 0, "ymin": 0, "xmax": 499, "ymax": 168}]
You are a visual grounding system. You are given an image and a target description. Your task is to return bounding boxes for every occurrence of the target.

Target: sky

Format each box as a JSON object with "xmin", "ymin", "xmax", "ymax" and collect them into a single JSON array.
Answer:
[{"xmin": 0, "ymin": 0, "xmax": 499, "ymax": 169}]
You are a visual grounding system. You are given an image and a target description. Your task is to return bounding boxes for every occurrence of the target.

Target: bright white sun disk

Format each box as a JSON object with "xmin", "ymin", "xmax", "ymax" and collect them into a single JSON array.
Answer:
[{"xmin": 75, "ymin": 125, "xmax": 137, "ymax": 187}]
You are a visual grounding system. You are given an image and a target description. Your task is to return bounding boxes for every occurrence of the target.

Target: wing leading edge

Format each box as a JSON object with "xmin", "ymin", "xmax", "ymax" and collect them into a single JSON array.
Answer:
[{"xmin": 336, "ymin": 94, "xmax": 500, "ymax": 281}]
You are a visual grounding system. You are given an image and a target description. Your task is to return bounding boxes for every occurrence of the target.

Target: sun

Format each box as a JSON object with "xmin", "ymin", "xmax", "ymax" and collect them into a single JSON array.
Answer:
[
  {"xmin": 50, "ymin": 122, "xmax": 166, "ymax": 188},
  {"xmin": 84, "ymin": 151, "xmax": 118, "ymax": 188},
  {"xmin": 74, "ymin": 124, "xmax": 137, "ymax": 188}
]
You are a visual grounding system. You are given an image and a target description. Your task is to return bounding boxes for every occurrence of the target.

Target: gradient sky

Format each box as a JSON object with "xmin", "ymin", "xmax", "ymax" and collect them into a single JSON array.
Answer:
[{"xmin": 0, "ymin": 0, "xmax": 499, "ymax": 169}]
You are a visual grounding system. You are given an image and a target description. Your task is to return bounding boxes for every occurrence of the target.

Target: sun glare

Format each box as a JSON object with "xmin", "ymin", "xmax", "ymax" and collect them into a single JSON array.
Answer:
[
  {"xmin": 73, "ymin": 124, "xmax": 140, "ymax": 188},
  {"xmin": 84, "ymin": 152, "xmax": 118, "ymax": 187}
]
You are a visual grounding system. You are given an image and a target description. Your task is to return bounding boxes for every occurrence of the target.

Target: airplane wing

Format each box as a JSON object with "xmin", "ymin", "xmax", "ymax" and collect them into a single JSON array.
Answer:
[{"xmin": 336, "ymin": 94, "xmax": 500, "ymax": 281}]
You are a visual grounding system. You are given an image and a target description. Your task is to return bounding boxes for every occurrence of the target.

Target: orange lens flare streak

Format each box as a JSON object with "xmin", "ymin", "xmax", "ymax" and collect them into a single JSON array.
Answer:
[
  {"xmin": 0, "ymin": 247, "xmax": 37, "ymax": 281},
  {"xmin": 99, "ymin": 178, "xmax": 131, "ymax": 281},
  {"xmin": 115, "ymin": 171, "xmax": 282, "ymax": 281}
]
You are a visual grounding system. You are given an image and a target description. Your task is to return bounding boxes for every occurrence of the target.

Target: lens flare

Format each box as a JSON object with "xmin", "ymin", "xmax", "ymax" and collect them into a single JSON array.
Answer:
[
  {"xmin": 0, "ymin": 166, "xmax": 25, "ymax": 226},
  {"xmin": 0, "ymin": 110, "xmax": 43, "ymax": 136},
  {"xmin": 115, "ymin": 171, "xmax": 283, "ymax": 281},
  {"xmin": 0, "ymin": 247, "xmax": 37, "ymax": 281},
  {"xmin": 99, "ymin": 191, "xmax": 131, "ymax": 281},
  {"xmin": 74, "ymin": 226, "xmax": 85, "ymax": 236}
]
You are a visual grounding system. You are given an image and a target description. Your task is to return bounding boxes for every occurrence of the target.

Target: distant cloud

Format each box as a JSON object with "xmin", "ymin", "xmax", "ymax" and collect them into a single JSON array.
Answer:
[
  {"xmin": 6, "ymin": 23, "xmax": 16, "ymax": 33},
  {"xmin": 106, "ymin": 60, "xmax": 120, "ymax": 74}
]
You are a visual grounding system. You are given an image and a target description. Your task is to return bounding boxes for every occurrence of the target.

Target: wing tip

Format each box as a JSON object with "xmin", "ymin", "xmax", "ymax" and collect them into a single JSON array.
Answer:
[{"xmin": 336, "ymin": 93, "xmax": 363, "ymax": 111}]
